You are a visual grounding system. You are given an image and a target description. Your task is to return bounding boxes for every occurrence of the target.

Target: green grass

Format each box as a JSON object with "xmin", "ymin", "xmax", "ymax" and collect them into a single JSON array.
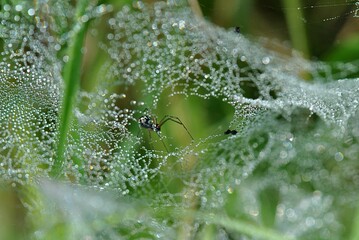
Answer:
[{"xmin": 50, "ymin": 0, "xmax": 90, "ymax": 178}]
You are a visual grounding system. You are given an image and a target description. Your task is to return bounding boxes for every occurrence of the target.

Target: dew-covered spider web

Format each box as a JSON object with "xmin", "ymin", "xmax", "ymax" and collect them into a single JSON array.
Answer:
[{"xmin": 1, "ymin": 0, "xmax": 359, "ymax": 239}]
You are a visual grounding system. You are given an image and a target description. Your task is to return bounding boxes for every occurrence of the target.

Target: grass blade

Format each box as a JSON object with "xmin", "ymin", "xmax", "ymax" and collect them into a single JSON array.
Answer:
[{"xmin": 50, "ymin": 0, "xmax": 90, "ymax": 178}]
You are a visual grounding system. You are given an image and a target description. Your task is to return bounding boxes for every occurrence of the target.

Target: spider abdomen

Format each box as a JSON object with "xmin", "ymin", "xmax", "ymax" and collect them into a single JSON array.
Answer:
[{"xmin": 139, "ymin": 115, "xmax": 160, "ymax": 132}]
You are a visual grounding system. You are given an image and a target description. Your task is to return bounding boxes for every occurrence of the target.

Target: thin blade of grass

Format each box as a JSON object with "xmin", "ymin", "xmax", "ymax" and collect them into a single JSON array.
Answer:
[
  {"xmin": 168, "ymin": 209, "xmax": 295, "ymax": 240},
  {"xmin": 50, "ymin": 0, "xmax": 90, "ymax": 178},
  {"xmin": 202, "ymin": 213, "xmax": 295, "ymax": 240},
  {"xmin": 281, "ymin": 0, "xmax": 310, "ymax": 58},
  {"xmin": 349, "ymin": 202, "xmax": 359, "ymax": 240}
]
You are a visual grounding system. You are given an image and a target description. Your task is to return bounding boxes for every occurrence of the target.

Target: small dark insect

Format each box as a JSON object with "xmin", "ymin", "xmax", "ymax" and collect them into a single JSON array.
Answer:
[
  {"xmin": 224, "ymin": 129, "xmax": 238, "ymax": 135},
  {"xmin": 234, "ymin": 26, "xmax": 241, "ymax": 34},
  {"xmin": 138, "ymin": 113, "xmax": 194, "ymax": 151}
]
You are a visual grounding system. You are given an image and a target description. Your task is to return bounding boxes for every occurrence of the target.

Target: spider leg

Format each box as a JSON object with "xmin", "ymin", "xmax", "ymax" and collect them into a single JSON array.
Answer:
[
  {"xmin": 158, "ymin": 115, "xmax": 194, "ymax": 140},
  {"xmin": 153, "ymin": 116, "xmax": 158, "ymax": 126},
  {"xmin": 155, "ymin": 131, "xmax": 169, "ymax": 152},
  {"xmin": 139, "ymin": 129, "xmax": 168, "ymax": 152},
  {"xmin": 147, "ymin": 129, "xmax": 155, "ymax": 150}
]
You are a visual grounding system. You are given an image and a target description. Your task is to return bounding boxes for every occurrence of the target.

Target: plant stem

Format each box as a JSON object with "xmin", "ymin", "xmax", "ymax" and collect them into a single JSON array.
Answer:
[
  {"xmin": 281, "ymin": 0, "xmax": 310, "ymax": 58},
  {"xmin": 349, "ymin": 201, "xmax": 359, "ymax": 240},
  {"xmin": 206, "ymin": 214, "xmax": 295, "ymax": 240},
  {"xmin": 188, "ymin": 0, "xmax": 203, "ymax": 18},
  {"xmin": 171, "ymin": 209, "xmax": 295, "ymax": 240},
  {"xmin": 50, "ymin": 0, "xmax": 89, "ymax": 178}
]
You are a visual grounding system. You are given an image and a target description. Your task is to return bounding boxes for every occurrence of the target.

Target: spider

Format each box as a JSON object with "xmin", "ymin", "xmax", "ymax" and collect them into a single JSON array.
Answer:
[
  {"xmin": 138, "ymin": 113, "xmax": 194, "ymax": 151},
  {"xmin": 224, "ymin": 129, "xmax": 238, "ymax": 135}
]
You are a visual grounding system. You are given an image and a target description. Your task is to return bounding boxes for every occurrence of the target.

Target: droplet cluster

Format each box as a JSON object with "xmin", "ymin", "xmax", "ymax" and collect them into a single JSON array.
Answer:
[
  {"xmin": 103, "ymin": 1, "xmax": 359, "ymax": 128},
  {"xmin": 0, "ymin": 3, "xmax": 62, "ymax": 184},
  {"xmin": 99, "ymin": 1, "xmax": 359, "ymax": 238}
]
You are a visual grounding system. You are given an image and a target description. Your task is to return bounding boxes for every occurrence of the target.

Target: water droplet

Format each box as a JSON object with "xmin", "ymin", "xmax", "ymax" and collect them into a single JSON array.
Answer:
[
  {"xmin": 81, "ymin": 15, "xmax": 89, "ymax": 23},
  {"xmin": 305, "ymin": 217, "xmax": 316, "ymax": 227},
  {"xmin": 63, "ymin": 55, "xmax": 69, "ymax": 62},
  {"xmin": 96, "ymin": 4, "xmax": 107, "ymax": 14},
  {"xmin": 249, "ymin": 209, "xmax": 259, "ymax": 217},
  {"xmin": 3, "ymin": 4, "xmax": 11, "ymax": 11},
  {"xmin": 15, "ymin": 5, "xmax": 23, "ymax": 12},
  {"xmin": 119, "ymin": 93, "xmax": 126, "ymax": 99},
  {"xmin": 179, "ymin": 20, "xmax": 186, "ymax": 30},
  {"xmin": 27, "ymin": 8, "xmax": 35, "ymax": 16},
  {"xmin": 262, "ymin": 56, "xmax": 270, "ymax": 65},
  {"xmin": 286, "ymin": 208, "xmax": 297, "ymax": 221},
  {"xmin": 334, "ymin": 152, "xmax": 344, "ymax": 161},
  {"xmin": 133, "ymin": 1, "xmax": 145, "ymax": 10},
  {"xmin": 54, "ymin": 44, "xmax": 61, "ymax": 51}
]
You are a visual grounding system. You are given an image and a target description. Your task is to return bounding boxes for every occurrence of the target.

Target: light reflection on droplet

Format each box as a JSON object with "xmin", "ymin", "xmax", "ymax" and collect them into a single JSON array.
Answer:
[
  {"xmin": 262, "ymin": 56, "xmax": 270, "ymax": 65},
  {"xmin": 28, "ymin": 8, "xmax": 35, "ymax": 16},
  {"xmin": 305, "ymin": 217, "xmax": 316, "ymax": 227},
  {"xmin": 179, "ymin": 20, "xmax": 185, "ymax": 30},
  {"xmin": 3, "ymin": 4, "xmax": 11, "ymax": 11},
  {"xmin": 15, "ymin": 4, "xmax": 23, "ymax": 12},
  {"xmin": 334, "ymin": 152, "xmax": 344, "ymax": 161},
  {"xmin": 63, "ymin": 55, "xmax": 69, "ymax": 62},
  {"xmin": 286, "ymin": 208, "xmax": 297, "ymax": 221},
  {"xmin": 81, "ymin": 15, "xmax": 89, "ymax": 23},
  {"xmin": 249, "ymin": 209, "xmax": 259, "ymax": 217}
]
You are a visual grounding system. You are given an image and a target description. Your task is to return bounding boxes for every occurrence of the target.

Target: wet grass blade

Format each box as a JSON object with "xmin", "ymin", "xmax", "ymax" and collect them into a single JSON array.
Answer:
[
  {"xmin": 50, "ymin": 0, "xmax": 89, "ymax": 178},
  {"xmin": 281, "ymin": 0, "xmax": 309, "ymax": 58}
]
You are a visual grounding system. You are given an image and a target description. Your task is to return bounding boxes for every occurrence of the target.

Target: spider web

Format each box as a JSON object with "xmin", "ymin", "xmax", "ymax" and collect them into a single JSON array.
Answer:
[{"xmin": 1, "ymin": 0, "xmax": 359, "ymax": 239}]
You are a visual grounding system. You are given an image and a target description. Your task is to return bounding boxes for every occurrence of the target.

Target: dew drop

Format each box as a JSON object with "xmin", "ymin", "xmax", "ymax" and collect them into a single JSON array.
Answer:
[
  {"xmin": 3, "ymin": 4, "xmax": 11, "ymax": 11},
  {"xmin": 81, "ymin": 15, "xmax": 89, "ymax": 23},
  {"xmin": 305, "ymin": 217, "xmax": 316, "ymax": 227},
  {"xmin": 54, "ymin": 44, "xmax": 61, "ymax": 51},
  {"xmin": 15, "ymin": 4, "xmax": 23, "ymax": 12},
  {"xmin": 179, "ymin": 20, "xmax": 186, "ymax": 30},
  {"xmin": 28, "ymin": 8, "xmax": 35, "ymax": 16},
  {"xmin": 262, "ymin": 56, "xmax": 270, "ymax": 65},
  {"xmin": 334, "ymin": 152, "xmax": 344, "ymax": 162},
  {"xmin": 63, "ymin": 55, "xmax": 69, "ymax": 62},
  {"xmin": 119, "ymin": 93, "xmax": 126, "ymax": 99}
]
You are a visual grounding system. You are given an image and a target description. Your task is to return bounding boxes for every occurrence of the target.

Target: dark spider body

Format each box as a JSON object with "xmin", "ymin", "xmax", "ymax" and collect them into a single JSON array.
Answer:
[
  {"xmin": 138, "ymin": 115, "xmax": 161, "ymax": 133},
  {"xmin": 224, "ymin": 129, "xmax": 238, "ymax": 135},
  {"xmin": 138, "ymin": 113, "xmax": 194, "ymax": 151}
]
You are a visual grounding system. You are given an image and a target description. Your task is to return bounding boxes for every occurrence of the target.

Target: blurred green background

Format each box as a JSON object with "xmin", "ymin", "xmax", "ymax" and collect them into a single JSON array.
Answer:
[{"xmin": 197, "ymin": 0, "xmax": 359, "ymax": 61}]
